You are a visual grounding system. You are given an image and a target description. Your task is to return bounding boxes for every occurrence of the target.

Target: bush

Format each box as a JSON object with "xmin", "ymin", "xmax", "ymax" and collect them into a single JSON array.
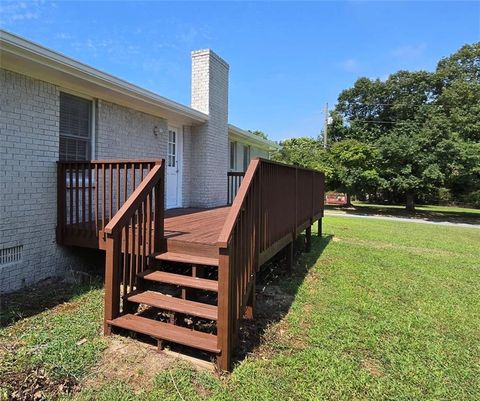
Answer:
[
  {"xmin": 437, "ymin": 188, "xmax": 452, "ymax": 205},
  {"xmin": 462, "ymin": 190, "xmax": 480, "ymax": 208}
]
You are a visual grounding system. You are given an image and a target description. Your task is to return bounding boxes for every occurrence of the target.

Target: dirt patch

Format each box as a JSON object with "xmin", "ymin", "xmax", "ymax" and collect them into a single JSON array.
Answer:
[
  {"xmin": 81, "ymin": 336, "xmax": 175, "ymax": 393},
  {"xmin": 0, "ymin": 367, "xmax": 79, "ymax": 401},
  {"xmin": 361, "ymin": 356, "xmax": 384, "ymax": 378}
]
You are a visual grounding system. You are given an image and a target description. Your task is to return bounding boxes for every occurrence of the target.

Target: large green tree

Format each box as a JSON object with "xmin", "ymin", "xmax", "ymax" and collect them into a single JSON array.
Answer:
[
  {"xmin": 329, "ymin": 42, "xmax": 480, "ymax": 210},
  {"xmin": 272, "ymin": 137, "xmax": 334, "ymax": 182},
  {"xmin": 329, "ymin": 140, "xmax": 382, "ymax": 205}
]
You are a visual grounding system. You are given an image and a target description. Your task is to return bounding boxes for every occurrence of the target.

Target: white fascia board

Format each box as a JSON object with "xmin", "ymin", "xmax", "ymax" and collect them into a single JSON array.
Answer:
[{"xmin": 228, "ymin": 124, "xmax": 280, "ymax": 151}]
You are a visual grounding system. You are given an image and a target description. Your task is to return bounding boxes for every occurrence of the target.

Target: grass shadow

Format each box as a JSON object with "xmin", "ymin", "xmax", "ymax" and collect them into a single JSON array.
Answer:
[
  {"xmin": 326, "ymin": 204, "xmax": 480, "ymax": 225},
  {"xmin": 0, "ymin": 248, "xmax": 105, "ymax": 328},
  {"xmin": 234, "ymin": 233, "xmax": 332, "ymax": 363}
]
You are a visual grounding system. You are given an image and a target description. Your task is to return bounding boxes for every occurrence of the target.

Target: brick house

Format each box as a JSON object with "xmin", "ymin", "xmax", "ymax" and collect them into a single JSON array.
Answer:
[{"xmin": 0, "ymin": 30, "xmax": 279, "ymax": 293}]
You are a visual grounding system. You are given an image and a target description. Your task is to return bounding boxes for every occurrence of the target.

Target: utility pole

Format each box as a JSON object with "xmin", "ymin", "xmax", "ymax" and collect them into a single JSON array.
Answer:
[{"xmin": 323, "ymin": 102, "xmax": 328, "ymax": 149}]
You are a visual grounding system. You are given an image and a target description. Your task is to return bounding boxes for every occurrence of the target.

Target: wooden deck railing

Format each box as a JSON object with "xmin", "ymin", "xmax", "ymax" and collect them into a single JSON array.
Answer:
[
  {"xmin": 103, "ymin": 160, "xmax": 165, "ymax": 333},
  {"xmin": 227, "ymin": 171, "xmax": 245, "ymax": 205},
  {"xmin": 217, "ymin": 158, "xmax": 325, "ymax": 370},
  {"xmin": 57, "ymin": 160, "xmax": 158, "ymax": 243}
]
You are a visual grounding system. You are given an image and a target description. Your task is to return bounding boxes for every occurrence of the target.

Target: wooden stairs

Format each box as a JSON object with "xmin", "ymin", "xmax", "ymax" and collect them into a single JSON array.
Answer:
[
  {"xmin": 57, "ymin": 158, "xmax": 326, "ymax": 370},
  {"xmin": 108, "ymin": 249, "xmax": 221, "ymax": 356}
]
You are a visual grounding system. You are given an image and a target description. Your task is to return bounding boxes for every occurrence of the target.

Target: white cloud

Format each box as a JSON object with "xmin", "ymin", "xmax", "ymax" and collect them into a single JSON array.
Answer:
[
  {"xmin": 340, "ymin": 58, "xmax": 360, "ymax": 72},
  {"xmin": 0, "ymin": 1, "xmax": 40, "ymax": 23},
  {"xmin": 390, "ymin": 43, "xmax": 427, "ymax": 59}
]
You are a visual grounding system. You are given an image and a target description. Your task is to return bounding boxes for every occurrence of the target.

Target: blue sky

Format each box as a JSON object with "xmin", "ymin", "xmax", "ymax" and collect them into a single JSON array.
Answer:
[{"xmin": 1, "ymin": 1, "xmax": 479, "ymax": 141}]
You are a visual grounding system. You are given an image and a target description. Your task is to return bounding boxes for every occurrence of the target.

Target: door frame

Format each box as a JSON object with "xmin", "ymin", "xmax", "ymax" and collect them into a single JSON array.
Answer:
[{"xmin": 167, "ymin": 125, "xmax": 183, "ymax": 209}]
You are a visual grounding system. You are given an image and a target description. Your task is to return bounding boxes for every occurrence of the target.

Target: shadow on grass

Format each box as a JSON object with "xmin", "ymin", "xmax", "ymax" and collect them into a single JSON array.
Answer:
[
  {"xmin": 325, "ymin": 204, "xmax": 480, "ymax": 225},
  {"xmin": 0, "ymin": 249, "xmax": 105, "ymax": 328},
  {"xmin": 234, "ymin": 233, "xmax": 332, "ymax": 363}
]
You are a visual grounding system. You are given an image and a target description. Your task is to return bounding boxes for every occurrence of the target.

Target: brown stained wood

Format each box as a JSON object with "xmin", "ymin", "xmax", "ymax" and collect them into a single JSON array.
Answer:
[
  {"xmin": 153, "ymin": 251, "xmax": 218, "ymax": 267},
  {"xmin": 108, "ymin": 314, "xmax": 220, "ymax": 353},
  {"xmin": 216, "ymin": 158, "xmax": 325, "ymax": 371},
  {"xmin": 57, "ymin": 158, "xmax": 326, "ymax": 372},
  {"xmin": 128, "ymin": 290, "xmax": 218, "ymax": 320},
  {"xmin": 104, "ymin": 165, "xmax": 163, "ymax": 235},
  {"xmin": 139, "ymin": 270, "xmax": 219, "ymax": 292},
  {"xmin": 305, "ymin": 225, "xmax": 312, "ymax": 252}
]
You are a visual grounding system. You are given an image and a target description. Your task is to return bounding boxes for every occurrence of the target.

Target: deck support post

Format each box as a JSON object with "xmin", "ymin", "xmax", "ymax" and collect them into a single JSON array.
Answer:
[
  {"xmin": 318, "ymin": 218, "xmax": 323, "ymax": 237},
  {"xmin": 305, "ymin": 225, "xmax": 312, "ymax": 252},
  {"xmin": 286, "ymin": 240, "xmax": 294, "ymax": 272},
  {"xmin": 244, "ymin": 277, "xmax": 256, "ymax": 320},
  {"xmin": 104, "ymin": 234, "xmax": 121, "ymax": 335},
  {"xmin": 217, "ymin": 246, "xmax": 232, "ymax": 372}
]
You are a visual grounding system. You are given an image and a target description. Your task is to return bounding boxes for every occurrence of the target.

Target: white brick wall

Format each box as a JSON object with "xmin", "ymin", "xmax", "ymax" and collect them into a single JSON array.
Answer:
[
  {"xmin": 0, "ymin": 69, "xmax": 89, "ymax": 293},
  {"xmin": 0, "ymin": 48, "xmax": 232, "ymax": 291},
  {"xmin": 96, "ymin": 100, "xmax": 168, "ymax": 160},
  {"xmin": 0, "ymin": 71, "xmax": 172, "ymax": 293},
  {"xmin": 189, "ymin": 50, "xmax": 229, "ymax": 207}
]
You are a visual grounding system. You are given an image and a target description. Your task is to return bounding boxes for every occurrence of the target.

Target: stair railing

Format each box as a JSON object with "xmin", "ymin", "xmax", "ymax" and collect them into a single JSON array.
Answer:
[
  {"xmin": 217, "ymin": 158, "xmax": 325, "ymax": 370},
  {"xmin": 103, "ymin": 160, "xmax": 165, "ymax": 334}
]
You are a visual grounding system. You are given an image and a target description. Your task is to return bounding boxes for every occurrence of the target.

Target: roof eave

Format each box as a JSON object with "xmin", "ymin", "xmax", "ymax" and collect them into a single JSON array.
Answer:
[{"xmin": 0, "ymin": 29, "xmax": 208, "ymax": 125}]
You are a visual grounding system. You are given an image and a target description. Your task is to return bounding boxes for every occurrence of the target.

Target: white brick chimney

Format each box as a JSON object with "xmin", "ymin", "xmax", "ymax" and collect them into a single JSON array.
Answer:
[{"xmin": 190, "ymin": 49, "xmax": 229, "ymax": 207}]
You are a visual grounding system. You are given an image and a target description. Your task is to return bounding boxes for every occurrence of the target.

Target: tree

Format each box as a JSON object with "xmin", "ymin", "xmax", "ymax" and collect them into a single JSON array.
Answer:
[
  {"xmin": 248, "ymin": 130, "xmax": 269, "ymax": 140},
  {"xmin": 436, "ymin": 43, "xmax": 480, "ymax": 142},
  {"xmin": 375, "ymin": 124, "xmax": 444, "ymax": 211},
  {"xmin": 272, "ymin": 137, "xmax": 334, "ymax": 183},
  {"xmin": 329, "ymin": 140, "xmax": 381, "ymax": 205}
]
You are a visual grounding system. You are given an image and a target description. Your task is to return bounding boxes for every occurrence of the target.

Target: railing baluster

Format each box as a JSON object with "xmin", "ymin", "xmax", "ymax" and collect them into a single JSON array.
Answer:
[
  {"xmin": 82, "ymin": 163, "xmax": 86, "ymax": 228},
  {"xmin": 116, "ymin": 163, "xmax": 120, "ymax": 215}
]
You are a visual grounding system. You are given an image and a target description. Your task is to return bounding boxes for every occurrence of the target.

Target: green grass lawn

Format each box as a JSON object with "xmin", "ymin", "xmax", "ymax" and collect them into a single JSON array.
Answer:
[
  {"xmin": 326, "ymin": 202, "xmax": 480, "ymax": 224},
  {"xmin": 1, "ymin": 216, "xmax": 479, "ymax": 400}
]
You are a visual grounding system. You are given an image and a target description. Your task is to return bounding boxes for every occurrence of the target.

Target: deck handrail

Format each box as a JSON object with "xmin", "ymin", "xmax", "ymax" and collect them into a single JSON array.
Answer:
[
  {"xmin": 227, "ymin": 171, "xmax": 245, "ymax": 205},
  {"xmin": 103, "ymin": 160, "xmax": 165, "ymax": 334},
  {"xmin": 57, "ymin": 160, "xmax": 159, "ymax": 243},
  {"xmin": 216, "ymin": 158, "xmax": 325, "ymax": 370}
]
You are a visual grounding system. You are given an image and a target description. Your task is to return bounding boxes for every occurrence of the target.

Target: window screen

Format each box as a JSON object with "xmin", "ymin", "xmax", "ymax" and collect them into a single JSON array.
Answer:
[
  {"xmin": 243, "ymin": 145, "xmax": 251, "ymax": 171},
  {"xmin": 230, "ymin": 141, "xmax": 237, "ymax": 170},
  {"xmin": 59, "ymin": 92, "xmax": 92, "ymax": 161}
]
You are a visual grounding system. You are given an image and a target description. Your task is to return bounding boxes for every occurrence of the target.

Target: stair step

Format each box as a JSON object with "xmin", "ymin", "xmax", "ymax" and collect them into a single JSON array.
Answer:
[
  {"xmin": 153, "ymin": 252, "xmax": 218, "ymax": 267},
  {"xmin": 166, "ymin": 240, "xmax": 218, "ymax": 259},
  {"xmin": 139, "ymin": 270, "xmax": 218, "ymax": 292},
  {"xmin": 128, "ymin": 290, "xmax": 218, "ymax": 320},
  {"xmin": 108, "ymin": 314, "xmax": 219, "ymax": 353}
]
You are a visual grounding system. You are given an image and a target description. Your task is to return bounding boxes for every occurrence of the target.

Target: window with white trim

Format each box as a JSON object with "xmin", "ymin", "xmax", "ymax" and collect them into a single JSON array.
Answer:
[
  {"xmin": 59, "ymin": 92, "xmax": 92, "ymax": 161},
  {"xmin": 229, "ymin": 141, "xmax": 237, "ymax": 170}
]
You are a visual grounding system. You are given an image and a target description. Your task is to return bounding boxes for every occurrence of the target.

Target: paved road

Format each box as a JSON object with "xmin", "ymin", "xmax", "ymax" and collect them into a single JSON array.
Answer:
[{"xmin": 324, "ymin": 212, "xmax": 480, "ymax": 229}]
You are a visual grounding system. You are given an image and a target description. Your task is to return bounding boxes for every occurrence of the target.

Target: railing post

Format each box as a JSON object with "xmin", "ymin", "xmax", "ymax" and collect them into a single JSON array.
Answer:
[
  {"xmin": 154, "ymin": 162, "xmax": 165, "ymax": 252},
  {"xmin": 56, "ymin": 163, "xmax": 65, "ymax": 243},
  {"xmin": 104, "ymin": 232, "xmax": 121, "ymax": 335},
  {"xmin": 217, "ymin": 246, "xmax": 232, "ymax": 371}
]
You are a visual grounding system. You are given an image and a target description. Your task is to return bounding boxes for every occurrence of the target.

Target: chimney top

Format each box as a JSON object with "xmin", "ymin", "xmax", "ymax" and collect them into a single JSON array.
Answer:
[{"xmin": 191, "ymin": 49, "xmax": 229, "ymax": 70}]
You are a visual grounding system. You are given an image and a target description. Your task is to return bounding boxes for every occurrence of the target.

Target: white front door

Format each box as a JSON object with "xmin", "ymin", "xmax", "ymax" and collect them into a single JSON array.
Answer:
[{"xmin": 166, "ymin": 127, "xmax": 182, "ymax": 209}]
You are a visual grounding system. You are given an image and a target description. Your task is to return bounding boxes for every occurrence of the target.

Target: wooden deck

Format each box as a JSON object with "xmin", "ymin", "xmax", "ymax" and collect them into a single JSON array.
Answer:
[
  {"xmin": 58, "ymin": 206, "xmax": 230, "ymax": 258},
  {"xmin": 57, "ymin": 158, "xmax": 325, "ymax": 371},
  {"xmin": 165, "ymin": 207, "xmax": 230, "ymax": 245}
]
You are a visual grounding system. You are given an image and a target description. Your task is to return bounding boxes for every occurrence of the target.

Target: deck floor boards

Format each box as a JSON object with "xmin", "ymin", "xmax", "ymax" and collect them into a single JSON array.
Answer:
[
  {"xmin": 164, "ymin": 207, "xmax": 230, "ymax": 245},
  {"xmin": 60, "ymin": 206, "xmax": 231, "ymax": 249}
]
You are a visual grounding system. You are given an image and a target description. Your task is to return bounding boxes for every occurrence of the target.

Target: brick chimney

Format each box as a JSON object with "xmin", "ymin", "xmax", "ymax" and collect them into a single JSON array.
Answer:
[{"xmin": 190, "ymin": 49, "xmax": 229, "ymax": 207}]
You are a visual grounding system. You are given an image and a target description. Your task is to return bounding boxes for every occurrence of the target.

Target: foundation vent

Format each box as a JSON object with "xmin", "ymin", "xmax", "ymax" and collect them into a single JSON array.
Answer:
[{"xmin": 0, "ymin": 245, "xmax": 23, "ymax": 266}]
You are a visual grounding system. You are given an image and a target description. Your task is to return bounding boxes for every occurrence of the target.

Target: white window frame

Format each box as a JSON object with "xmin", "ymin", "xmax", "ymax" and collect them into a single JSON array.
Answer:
[{"xmin": 59, "ymin": 88, "xmax": 96, "ymax": 161}]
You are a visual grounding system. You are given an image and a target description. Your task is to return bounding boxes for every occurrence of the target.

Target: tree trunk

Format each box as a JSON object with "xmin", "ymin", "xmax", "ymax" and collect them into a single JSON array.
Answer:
[
  {"xmin": 406, "ymin": 192, "xmax": 415, "ymax": 212},
  {"xmin": 346, "ymin": 193, "xmax": 352, "ymax": 207}
]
